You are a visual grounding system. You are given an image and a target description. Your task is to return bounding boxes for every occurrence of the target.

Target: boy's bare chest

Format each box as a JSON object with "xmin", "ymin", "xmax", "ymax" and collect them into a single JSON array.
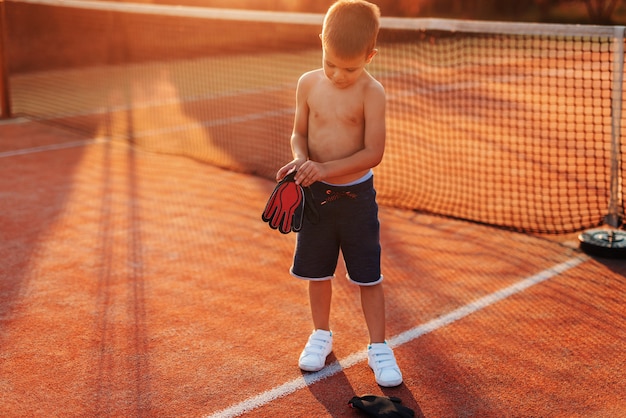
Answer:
[{"xmin": 308, "ymin": 87, "xmax": 364, "ymax": 126}]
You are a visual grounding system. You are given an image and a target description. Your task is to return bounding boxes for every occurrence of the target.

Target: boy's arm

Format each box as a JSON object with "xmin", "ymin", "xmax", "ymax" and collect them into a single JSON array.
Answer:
[
  {"xmin": 276, "ymin": 74, "xmax": 311, "ymax": 181},
  {"xmin": 295, "ymin": 82, "xmax": 386, "ymax": 186}
]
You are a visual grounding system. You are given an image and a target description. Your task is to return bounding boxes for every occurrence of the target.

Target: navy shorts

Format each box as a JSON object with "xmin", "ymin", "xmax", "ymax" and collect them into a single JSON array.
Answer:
[{"xmin": 290, "ymin": 175, "xmax": 382, "ymax": 286}]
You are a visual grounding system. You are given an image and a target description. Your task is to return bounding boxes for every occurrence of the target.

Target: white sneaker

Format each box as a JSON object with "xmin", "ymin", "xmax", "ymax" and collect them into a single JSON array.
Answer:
[
  {"xmin": 298, "ymin": 329, "xmax": 333, "ymax": 372},
  {"xmin": 368, "ymin": 342, "xmax": 403, "ymax": 387}
]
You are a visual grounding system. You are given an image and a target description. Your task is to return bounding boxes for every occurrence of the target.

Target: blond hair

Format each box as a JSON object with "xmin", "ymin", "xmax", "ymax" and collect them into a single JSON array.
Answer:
[{"xmin": 321, "ymin": 0, "xmax": 380, "ymax": 58}]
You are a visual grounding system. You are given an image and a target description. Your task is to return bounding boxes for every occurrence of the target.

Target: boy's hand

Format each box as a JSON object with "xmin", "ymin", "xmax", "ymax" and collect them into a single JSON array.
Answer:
[
  {"xmin": 276, "ymin": 159, "xmax": 303, "ymax": 182},
  {"xmin": 294, "ymin": 160, "xmax": 327, "ymax": 187}
]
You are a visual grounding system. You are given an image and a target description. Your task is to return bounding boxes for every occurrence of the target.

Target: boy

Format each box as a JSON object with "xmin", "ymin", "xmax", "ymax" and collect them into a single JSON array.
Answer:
[{"xmin": 275, "ymin": 0, "xmax": 403, "ymax": 387}]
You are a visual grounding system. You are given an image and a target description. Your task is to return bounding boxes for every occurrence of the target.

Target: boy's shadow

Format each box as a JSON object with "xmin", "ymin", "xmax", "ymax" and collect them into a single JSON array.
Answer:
[{"xmin": 303, "ymin": 353, "xmax": 425, "ymax": 417}]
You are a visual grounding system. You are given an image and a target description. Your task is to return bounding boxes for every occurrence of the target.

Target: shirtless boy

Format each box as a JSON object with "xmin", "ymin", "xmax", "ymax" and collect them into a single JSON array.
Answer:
[{"xmin": 275, "ymin": 0, "xmax": 403, "ymax": 387}]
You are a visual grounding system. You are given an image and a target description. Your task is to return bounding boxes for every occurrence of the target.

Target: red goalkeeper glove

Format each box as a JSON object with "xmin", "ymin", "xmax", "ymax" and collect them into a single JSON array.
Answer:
[{"xmin": 262, "ymin": 171, "xmax": 305, "ymax": 234}]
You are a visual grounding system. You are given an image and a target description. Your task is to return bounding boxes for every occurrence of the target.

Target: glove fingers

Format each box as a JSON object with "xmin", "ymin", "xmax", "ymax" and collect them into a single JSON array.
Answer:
[
  {"xmin": 285, "ymin": 189, "xmax": 305, "ymax": 232},
  {"xmin": 279, "ymin": 182, "xmax": 304, "ymax": 233},
  {"xmin": 262, "ymin": 171, "xmax": 305, "ymax": 234},
  {"xmin": 270, "ymin": 212, "xmax": 285, "ymax": 231},
  {"xmin": 292, "ymin": 203, "xmax": 305, "ymax": 232},
  {"xmin": 261, "ymin": 187, "xmax": 281, "ymax": 222}
]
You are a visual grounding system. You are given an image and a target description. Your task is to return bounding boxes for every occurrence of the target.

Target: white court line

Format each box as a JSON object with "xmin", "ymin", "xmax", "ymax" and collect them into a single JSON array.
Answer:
[
  {"xmin": 206, "ymin": 256, "xmax": 587, "ymax": 418},
  {"xmin": 0, "ymin": 117, "xmax": 29, "ymax": 125},
  {"xmin": 0, "ymin": 137, "xmax": 107, "ymax": 158}
]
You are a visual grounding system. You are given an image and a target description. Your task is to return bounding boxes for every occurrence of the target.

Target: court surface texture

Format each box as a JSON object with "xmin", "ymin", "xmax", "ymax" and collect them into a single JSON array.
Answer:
[{"xmin": 1, "ymin": 119, "xmax": 624, "ymax": 417}]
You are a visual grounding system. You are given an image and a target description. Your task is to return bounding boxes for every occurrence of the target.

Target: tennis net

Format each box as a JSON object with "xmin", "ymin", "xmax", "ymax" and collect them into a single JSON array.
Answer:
[{"xmin": 3, "ymin": 0, "xmax": 625, "ymax": 234}]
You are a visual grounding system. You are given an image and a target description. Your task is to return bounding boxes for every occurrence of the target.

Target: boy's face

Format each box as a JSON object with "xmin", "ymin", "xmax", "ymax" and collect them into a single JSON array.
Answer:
[{"xmin": 322, "ymin": 46, "xmax": 376, "ymax": 89}]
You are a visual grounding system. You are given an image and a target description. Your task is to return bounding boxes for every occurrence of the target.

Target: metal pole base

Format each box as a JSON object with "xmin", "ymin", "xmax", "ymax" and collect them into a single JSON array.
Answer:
[{"xmin": 578, "ymin": 228, "xmax": 626, "ymax": 259}]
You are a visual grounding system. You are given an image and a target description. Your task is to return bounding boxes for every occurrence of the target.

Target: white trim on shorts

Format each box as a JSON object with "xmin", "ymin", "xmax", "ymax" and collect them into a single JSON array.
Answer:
[
  {"xmin": 290, "ymin": 267, "xmax": 384, "ymax": 286},
  {"xmin": 290, "ymin": 267, "xmax": 334, "ymax": 281},
  {"xmin": 346, "ymin": 273, "xmax": 384, "ymax": 286}
]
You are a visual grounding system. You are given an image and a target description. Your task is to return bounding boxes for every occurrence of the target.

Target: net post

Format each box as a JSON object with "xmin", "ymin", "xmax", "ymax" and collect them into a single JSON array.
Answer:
[
  {"xmin": 580, "ymin": 25, "xmax": 626, "ymax": 258},
  {"xmin": 0, "ymin": 0, "xmax": 11, "ymax": 119},
  {"xmin": 605, "ymin": 26, "xmax": 625, "ymax": 228}
]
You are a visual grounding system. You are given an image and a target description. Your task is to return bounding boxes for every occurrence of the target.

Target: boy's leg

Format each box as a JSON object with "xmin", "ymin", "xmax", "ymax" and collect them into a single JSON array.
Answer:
[
  {"xmin": 360, "ymin": 282, "xmax": 385, "ymax": 343},
  {"xmin": 309, "ymin": 279, "xmax": 332, "ymax": 331},
  {"xmin": 298, "ymin": 280, "xmax": 333, "ymax": 372},
  {"xmin": 361, "ymin": 282, "xmax": 403, "ymax": 387}
]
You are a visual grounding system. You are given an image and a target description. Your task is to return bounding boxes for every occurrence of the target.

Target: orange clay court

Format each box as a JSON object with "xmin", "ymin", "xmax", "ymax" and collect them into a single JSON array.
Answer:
[
  {"xmin": 0, "ymin": 118, "xmax": 624, "ymax": 417},
  {"xmin": 1, "ymin": 2, "xmax": 626, "ymax": 416}
]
